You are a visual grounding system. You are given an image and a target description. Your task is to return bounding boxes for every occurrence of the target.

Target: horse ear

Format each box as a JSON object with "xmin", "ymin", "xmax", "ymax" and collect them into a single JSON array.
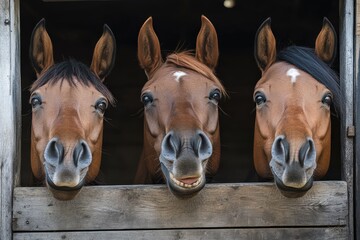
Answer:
[
  {"xmin": 195, "ymin": 15, "xmax": 219, "ymax": 71},
  {"xmin": 29, "ymin": 19, "xmax": 54, "ymax": 77},
  {"xmin": 315, "ymin": 17, "xmax": 337, "ymax": 65},
  {"xmin": 254, "ymin": 18, "xmax": 277, "ymax": 73},
  {"xmin": 90, "ymin": 24, "xmax": 116, "ymax": 82},
  {"xmin": 138, "ymin": 17, "xmax": 162, "ymax": 79}
]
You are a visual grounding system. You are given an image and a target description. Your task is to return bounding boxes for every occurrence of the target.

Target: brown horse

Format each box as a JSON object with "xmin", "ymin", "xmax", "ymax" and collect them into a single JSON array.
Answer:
[
  {"xmin": 29, "ymin": 19, "xmax": 116, "ymax": 200},
  {"xmin": 253, "ymin": 18, "xmax": 341, "ymax": 197},
  {"xmin": 135, "ymin": 16, "xmax": 225, "ymax": 197}
]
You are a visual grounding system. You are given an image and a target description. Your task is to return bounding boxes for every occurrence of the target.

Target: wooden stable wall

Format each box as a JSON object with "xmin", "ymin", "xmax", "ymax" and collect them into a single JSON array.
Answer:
[
  {"xmin": 0, "ymin": 0, "xmax": 356, "ymax": 239},
  {"xmin": 0, "ymin": 0, "xmax": 21, "ymax": 239},
  {"xmin": 356, "ymin": 1, "xmax": 360, "ymax": 239},
  {"xmin": 13, "ymin": 182, "xmax": 348, "ymax": 239}
]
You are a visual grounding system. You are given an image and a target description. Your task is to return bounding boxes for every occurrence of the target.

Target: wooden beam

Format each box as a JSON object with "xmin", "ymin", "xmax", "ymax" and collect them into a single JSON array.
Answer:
[
  {"xmin": 0, "ymin": 0, "xmax": 21, "ymax": 239},
  {"xmin": 13, "ymin": 227, "xmax": 348, "ymax": 240},
  {"xmin": 339, "ymin": 0, "xmax": 355, "ymax": 239},
  {"xmin": 13, "ymin": 182, "xmax": 348, "ymax": 231},
  {"xmin": 355, "ymin": 0, "xmax": 360, "ymax": 239}
]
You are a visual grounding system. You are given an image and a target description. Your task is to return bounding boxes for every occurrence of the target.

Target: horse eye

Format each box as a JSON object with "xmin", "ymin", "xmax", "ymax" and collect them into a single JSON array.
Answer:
[
  {"xmin": 30, "ymin": 96, "xmax": 42, "ymax": 109},
  {"xmin": 141, "ymin": 93, "xmax": 153, "ymax": 106},
  {"xmin": 254, "ymin": 92, "xmax": 266, "ymax": 106},
  {"xmin": 209, "ymin": 89, "xmax": 221, "ymax": 103},
  {"xmin": 95, "ymin": 99, "xmax": 108, "ymax": 115},
  {"xmin": 322, "ymin": 93, "xmax": 333, "ymax": 107}
]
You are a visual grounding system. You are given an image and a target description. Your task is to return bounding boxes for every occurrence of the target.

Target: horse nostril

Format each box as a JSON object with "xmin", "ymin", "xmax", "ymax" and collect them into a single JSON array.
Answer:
[
  {"xmin": 299, "ymin": 138, "xmax": 316, "ymax": 168},
  {"xmin": 161, "ymin": 131, "xmax": 178, "ymax": 161},
  {"xmin": 44, "ymin": 138, "xmax": 64, "ymax": 166},
  {"xmin": 73, "ymin": 140, "xmax": 92, "ymax": 169},
  {"xmin": 272, "ymin": 135, "xmax": 290, "ymax": 164},
  {"xmin": 195, "ymin": 131, "xmax": 212, "ymax": 161}
]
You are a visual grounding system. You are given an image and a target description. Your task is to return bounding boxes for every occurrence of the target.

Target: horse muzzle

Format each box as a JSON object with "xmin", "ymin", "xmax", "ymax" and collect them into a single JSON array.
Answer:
[
  {"xmin": 161, "ymin": 162, "xmax": 206, "ymax": 198},
  {"xmin": 43, "ymin": 137, "xmax": 92, "ymax": 200},
  {"xmin": 274, "ymin": 175, "xmax": 313, "ymax": 198},
  {"xmin": 159, "ymin": 130, "xmax": 212, "ymax": 197},
  {"xmin": 270, "ymin": 135, "xmax": 316, "ymax": 197},
  {"xmin": 46, "ymin": 173, "xmax": 86, "ymax": 200}
]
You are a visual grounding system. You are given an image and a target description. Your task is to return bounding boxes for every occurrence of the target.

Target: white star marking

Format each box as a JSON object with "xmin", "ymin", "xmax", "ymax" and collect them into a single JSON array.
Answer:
[
  {"xmin": 173, "ymin": 71, "xmax": 187, "ymax": 82},
  {"xmin": 286, "ymin": 68, "xmax": 300, "ymax": 84}
]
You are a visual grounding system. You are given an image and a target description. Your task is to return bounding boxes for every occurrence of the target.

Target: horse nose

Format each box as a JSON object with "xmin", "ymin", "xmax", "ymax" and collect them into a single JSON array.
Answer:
[
  {"xmin": 44, "ymin": 138, "xmax": 92, "ymax": 169},
  {"xmin": 298, "ymin": 138, "xmax": 316, "ymax": 169},
  {"xmin": 161, "ymin": 130, "xmax": 212, "ymax": 162},
  {"xmin": 162, "ymin": 131, "xmax": 178, "ymax": 162},
  {"xmin": 271, "ymin": 136, "xmax": 316, "ymax": 168},
  {"xmin": 271, "ymin": 135, "xmax": 290, "ymax": 165},
  {"xmin": 44, "ymin": 137, "xmax": 64, "ymax": 167},
  {"xmin": 193, "ymin": 130, "xmax": 212, "ymax": 161},
  {"xmin": 73, "ymin": 140, "xmax": 92, "ymax": 169}
]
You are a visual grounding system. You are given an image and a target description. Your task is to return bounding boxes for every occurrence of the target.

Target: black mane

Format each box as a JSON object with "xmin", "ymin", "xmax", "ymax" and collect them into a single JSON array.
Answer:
[
  {"xmin": 30, "ymin": 59, "xmax": 115, "ymax": 106},
  {"xmin": 277, "ymin": 46, "xmax": 341, "ymax": 116}
]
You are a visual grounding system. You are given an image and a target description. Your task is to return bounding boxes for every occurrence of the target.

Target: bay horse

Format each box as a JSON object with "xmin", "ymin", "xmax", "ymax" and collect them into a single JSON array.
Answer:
[
  {"xmin": 135, "ymin": 16, "xmax": 225, "ymax": 197},
  {"xmin": 253, "ymin": 18, "xmax": 341, "ymax": 197},
  {"xmin": 29, "ymin": 19, "xmax": 116, "ymax": 200}
]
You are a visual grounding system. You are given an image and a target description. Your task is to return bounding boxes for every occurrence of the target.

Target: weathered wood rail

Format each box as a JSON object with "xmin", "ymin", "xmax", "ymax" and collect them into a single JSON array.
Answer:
[{"xmin": 13, "ymin": 181, "xmax": 348, "ymax": 239}]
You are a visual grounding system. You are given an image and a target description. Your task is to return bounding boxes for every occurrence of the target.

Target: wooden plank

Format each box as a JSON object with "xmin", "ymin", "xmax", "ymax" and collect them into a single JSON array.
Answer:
[
  {"xmin": 355, "ymin": 0, "xmax": 360, "ymax": 239},
  {"xmin": 340, "ymin": 0, "xmax": 355, "ymax": 239},
  {"xmin": 13, "ymin": 227, "xmax": 348, "ymax": 240},
  {"xmin": 0, "ymin": 0, "xmax": 20, "ymax": 240},
  {"xmin": 357, "ymin": 0, "xmax": 360, "ymax": 36},
  {"xmin": 13, "ymin": 181, "xmax": 347, "ymax": 231}
]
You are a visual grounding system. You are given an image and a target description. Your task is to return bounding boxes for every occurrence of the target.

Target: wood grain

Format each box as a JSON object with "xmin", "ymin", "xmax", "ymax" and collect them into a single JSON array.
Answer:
[
  {"xmin": 0, "ymin": 0, "xmax": 21, "ymax": 240},
  {"xmin": 13, "ymin": 227, "xmax": 348, "ymax": 240},
  {"xmin": 13, "ymin": 181, "xmax": 347, "ymax": 231}
]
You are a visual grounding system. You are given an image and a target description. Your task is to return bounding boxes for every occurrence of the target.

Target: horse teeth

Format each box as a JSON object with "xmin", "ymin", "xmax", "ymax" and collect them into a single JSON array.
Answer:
[{"xmin": 170, "ymin": 173, "xmax": 201, "ymax": 188}]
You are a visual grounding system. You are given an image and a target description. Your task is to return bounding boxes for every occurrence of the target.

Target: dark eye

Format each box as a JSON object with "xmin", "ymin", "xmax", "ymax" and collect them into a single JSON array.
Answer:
[
  {"xmin": 141, "ymin": 93, "xmax": 153, "ymax": 106},
  {"xmin": 254, "ymin": 92, "xmax": 266, "ymax": 106},
  {"xmin": 322, "ymin": 93, "xmax": 333, "ymax": 107},
  {"xmin": 30, "ymin": 95, "xmax": 42, "ymax": 109},
  {"xmin": 95, "ymin": 99, "xmax": 108, "ymax": 115},
  {"xmin": 209, "ymin": 89, "xmax": 221, "ymax": 103}
]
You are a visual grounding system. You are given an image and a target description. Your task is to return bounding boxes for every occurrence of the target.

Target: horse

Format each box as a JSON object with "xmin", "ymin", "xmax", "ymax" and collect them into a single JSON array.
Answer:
[
  {"xmin": 29, "ymin": 19, "xmax": 116, "ymax": 200},
  {"xmin": 134, "ymin": 16, "xmax": 225, "ymax": 198},
  {"xmin": 253, "ymin": 17, "xmax": 341, "ymax": 197}
]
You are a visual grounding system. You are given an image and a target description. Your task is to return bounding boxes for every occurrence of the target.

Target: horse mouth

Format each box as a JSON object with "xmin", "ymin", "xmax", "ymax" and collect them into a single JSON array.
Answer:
[
  {"xmin": 161, "ymin": 163, "xmax": 205, "ymax": 198},
  {"xmin": 169, "ymin": 173, "xmax": 202, "ymax": 188},
  {"xmin": 45, "ymin": 173, "xmax": 85, "ymax": 200},
  {"xmin": 273, "ymin": 174, "xmax": 313, "ymax": 198}
]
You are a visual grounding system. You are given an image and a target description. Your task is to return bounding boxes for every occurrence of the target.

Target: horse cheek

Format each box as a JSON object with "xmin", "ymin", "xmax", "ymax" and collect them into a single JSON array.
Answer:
[{"xmin": 88, "ymin": 118, "xmax": 104, "ymax": 148}]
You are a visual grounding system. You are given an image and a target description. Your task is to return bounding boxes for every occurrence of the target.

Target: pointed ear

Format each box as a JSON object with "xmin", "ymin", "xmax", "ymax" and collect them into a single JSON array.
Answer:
[
  {"xmin": 315, "ymin": 17, "xmax": 337, "ymax": 65},
  {"xmin": 29, "ymin": 19, "xmax": 54, "ymax": 77},
  {"xmin": 195, "ymin": 15, "xmax": 219, "ymax": 71},
  {"xmin": 254, "ymin": 18, "xmax": 277, "ymax": 73},
  {"xmin": 90, "ymin": 24, "xmax": 116, "ymax": 82},
  {"xmin": 137, "ymin": 17, "xmax": 162, "ymax": 79}
]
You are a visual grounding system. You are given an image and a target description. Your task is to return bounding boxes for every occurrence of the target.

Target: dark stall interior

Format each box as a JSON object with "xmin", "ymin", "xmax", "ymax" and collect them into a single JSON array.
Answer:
[{"xmin": 20, "ymin": 0, "xmax": 340, "ymax": 185}]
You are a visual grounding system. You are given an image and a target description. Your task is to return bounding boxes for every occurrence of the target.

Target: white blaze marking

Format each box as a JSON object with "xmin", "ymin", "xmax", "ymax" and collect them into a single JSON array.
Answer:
[
  {"xmin": 286, "ymin": 68, "xmax": 300, "ymax": 84},
  {"xmin": 173, "ymin": 71, "xmax": 187, "ymax": 82}
]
